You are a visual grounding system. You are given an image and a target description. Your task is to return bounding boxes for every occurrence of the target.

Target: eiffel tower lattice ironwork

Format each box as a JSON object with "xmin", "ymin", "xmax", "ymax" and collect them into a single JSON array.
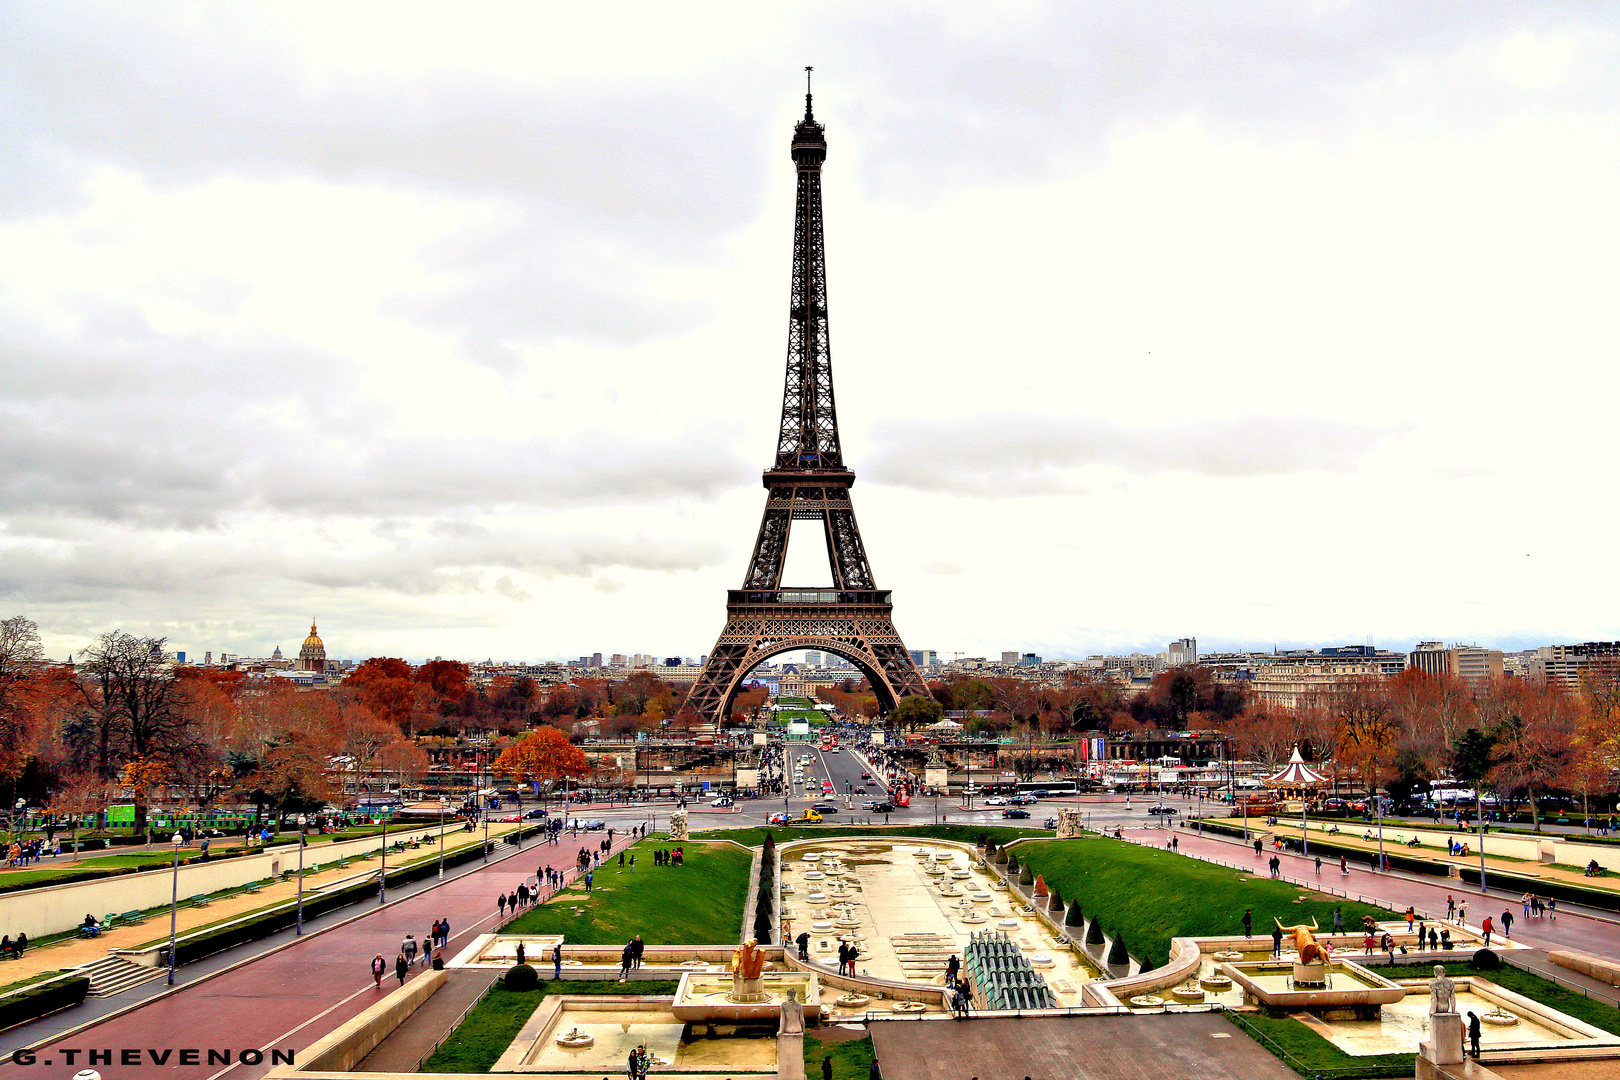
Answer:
[{"xmin": 685, "ymin": 80, "xmax": 928, "ymax": 725}]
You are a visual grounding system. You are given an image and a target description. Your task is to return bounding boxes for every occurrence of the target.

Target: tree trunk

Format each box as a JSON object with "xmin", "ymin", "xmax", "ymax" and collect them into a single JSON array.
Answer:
[{"xmin": 1528, "ymin": 787, "xmax": 1541, "ymax": 833}]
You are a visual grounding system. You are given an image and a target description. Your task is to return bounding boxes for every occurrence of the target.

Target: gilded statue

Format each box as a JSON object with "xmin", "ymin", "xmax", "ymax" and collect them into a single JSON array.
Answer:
[
  {"xmin": 1274, "ymin": 916, "xmax": 1328, "ymax": 965},
  {"xmin": 731, "ymin": 937, "xmax": 766, "ymax": 980}
]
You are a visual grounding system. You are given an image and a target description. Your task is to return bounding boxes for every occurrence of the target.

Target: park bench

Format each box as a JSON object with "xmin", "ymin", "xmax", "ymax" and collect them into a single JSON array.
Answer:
[
  {"xmin": 189, "ymin": 894, "xmax": 210, "ymax": 907},
  {"xmin": 107, "ymin": 910, "xmax": 145, "ymax": 929}
]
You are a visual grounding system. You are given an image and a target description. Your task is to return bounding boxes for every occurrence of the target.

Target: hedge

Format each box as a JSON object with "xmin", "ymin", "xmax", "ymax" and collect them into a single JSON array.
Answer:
[
  {"xmin": 1457, "ymin": 867, "xmax": 1620, "ymax": 913},
  {"xmin": 1190, "ymin": 820, "xmax": 1452, "ymax": 877},
  {"xmin": 0, "ymin": 976, "xmax": 90, "ymax": 1033},
  {"xmin": 0, "ymin": 848, "xmax": 251, "ymax": 897},
  {"xmin": 172, "ymin": 829, "xmax": 532, "ymax": 965}
]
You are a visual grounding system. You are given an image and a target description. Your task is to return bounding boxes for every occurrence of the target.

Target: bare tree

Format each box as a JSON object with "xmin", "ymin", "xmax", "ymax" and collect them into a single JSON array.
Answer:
[{"xmin": 80, "ymin": 630, "xmax": 205, "ymax": 832}]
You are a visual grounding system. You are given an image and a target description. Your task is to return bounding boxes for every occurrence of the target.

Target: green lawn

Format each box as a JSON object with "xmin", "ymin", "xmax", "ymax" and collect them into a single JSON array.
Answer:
[
  {"xmin": 502, "ymin": 840, "xmax": 751, "ymax": 945},
  {"xmin": 697, "ymin": 824, "xmax": 1049, "ymax": 849},
  {"xmin": 1228, "ymin": 1011, "xmax": 1413, "ymax": 1079},
  {"xmin": 420, "ymin": 979, "xmax": 680, "ymax": 1073},
  {"xmin": 805, "ymin": 1033, "xmax": 876, "ymax": 1079},
  {"xmin": 1013, "ymin": 835, "xmax": 1391, "ymax": 968}
]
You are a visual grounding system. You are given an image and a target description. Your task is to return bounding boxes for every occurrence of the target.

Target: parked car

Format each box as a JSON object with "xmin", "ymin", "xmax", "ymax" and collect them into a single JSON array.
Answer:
[
  {"xmin": 1010, "ymin": 795, "xmax": 1038, "ymax": 806},
  {"xmin": 871, "ymin": 802, "xmax": 896, "ymax": 814},
  {"xmin": 768, "ymin": 812, "xmax": 792, "ymax": 826},
  {"xmin": 1002, "ymin": 808, "xmax": 1031, "ymax": 819},
  {"xmin": 983, "ymin": 796, "xmax": 1009, "ymax": 806},
  {"xmin": 582, "ymin": 819, "xmax": 607, "ymax": 831},
  {"xmin": 810, "ymin": 803, "xmax": 838, "ymax": 814},
  {"xmin": 710, "ymin": 796, "xmax": 734, "ymax": 808}
]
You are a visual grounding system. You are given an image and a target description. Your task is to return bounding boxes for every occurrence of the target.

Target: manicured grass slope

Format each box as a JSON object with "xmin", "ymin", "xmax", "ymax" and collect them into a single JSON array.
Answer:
[
  {"xmin": 805, "ymin": 1033, "xmax": 876, "ymax": 1078},
  {"xmin": 1228, "ymin": 1011, "xmax": 1412, "ymax": 1079},
  {"xmin": 502, "ymin": 840, "xmax": 751, "ymax": 944},
  {"xmin": 420, "ymin": 979, "xmax": 680, "ymax": 1073},
  {"xmin": 1014, "ymin": 836, "xmax": 1390, "ymax": 968}
]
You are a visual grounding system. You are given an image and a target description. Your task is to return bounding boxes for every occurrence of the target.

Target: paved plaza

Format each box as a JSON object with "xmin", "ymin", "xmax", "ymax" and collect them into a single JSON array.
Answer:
[{"xmin": 869, "ymin": 1014, "xmax": 1298, "ymax": 1080}]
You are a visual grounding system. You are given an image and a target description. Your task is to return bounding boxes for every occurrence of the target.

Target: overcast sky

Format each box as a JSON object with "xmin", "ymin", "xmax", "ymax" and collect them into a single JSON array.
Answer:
[{"xmin": 3, "ymin": 2, "xmax": 1619, "ymax": 664}]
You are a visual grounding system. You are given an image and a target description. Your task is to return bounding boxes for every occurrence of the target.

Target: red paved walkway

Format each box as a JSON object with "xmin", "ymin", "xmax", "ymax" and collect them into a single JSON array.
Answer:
[
  {"xmin": 1137, "ymin": 824, "xmax": 1620, "ymax": 960},
  {"xmin": 0, "ymin": 830, "xmax": 643, "ymax": 1080}
]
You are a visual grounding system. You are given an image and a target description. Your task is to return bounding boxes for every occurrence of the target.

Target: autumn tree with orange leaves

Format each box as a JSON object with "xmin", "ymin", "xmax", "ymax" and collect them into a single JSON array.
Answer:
[{"xmin": 492, "ymin": 726, "xmax": 588, "ymax": 790}]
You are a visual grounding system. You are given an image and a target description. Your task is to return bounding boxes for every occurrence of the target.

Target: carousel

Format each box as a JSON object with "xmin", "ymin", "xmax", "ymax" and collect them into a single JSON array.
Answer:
[{"xmin": 1263, "ymin": 746, "xmax": 1329, "ymax": 809}]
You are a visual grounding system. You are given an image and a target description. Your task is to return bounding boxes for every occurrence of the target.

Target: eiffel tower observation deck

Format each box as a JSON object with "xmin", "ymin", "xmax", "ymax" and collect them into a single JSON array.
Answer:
[{"xmin": 685, "ymin": 73, "xmax": 929, "ymax": 726}]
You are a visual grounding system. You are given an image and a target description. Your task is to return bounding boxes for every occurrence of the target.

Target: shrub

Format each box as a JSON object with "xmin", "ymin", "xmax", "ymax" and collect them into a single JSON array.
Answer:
[
  {"xmin": 0, "ymin": 976, "xmax": 90, "ymax": 1031},
  {"xmin": 1472, "ymin": 949, "xmax": 1501, "ymax": 970},
  {"xmin": 1048, "ymin": 886, "xmax": 1064, "ymax": 912},
  {"xmin": 504, "ymin": 963, "xmax": 539, "ymax": 991},
  {"xmin": 1006, "ymin": 854, "xmax": 1019, "ymax": 874},
  {"xmin": 1136, "ymin": 955, "xmax": 1154, "ymax": 974},
  {"xmin": 994, "ymin": 849, "xmax": 1009, "ymax": 865},
  {"xmin": 1065, "ymin": 901, "xmax": 1084, "ymax": 927},
  {"xmin": 976, "ymin": 833, "xmax": 988, "ymax": 850},
  {"xmin": 753, "ymin": 908, "xmax": 773, "ymax": 945},
  {"xmin": 1086, "ymin": 918, "xmax": 1104, "ymax": 945},
  {"xmin": 1033, "ymin": 874, "xmax": 1047, "ymax": 897},
  {"xmin": 1106, "ymin": 932, "xmax": 1129, "ymax": 966},
  {"xmin": 1019, "ymin": 865, "xmax": 1034, "ymax": 886}
]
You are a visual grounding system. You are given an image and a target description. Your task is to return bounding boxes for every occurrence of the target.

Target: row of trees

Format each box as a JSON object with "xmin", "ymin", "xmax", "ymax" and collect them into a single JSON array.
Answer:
[{"xmin": 0, "ymin": 618, "xmax": 627, "ymax": 834}]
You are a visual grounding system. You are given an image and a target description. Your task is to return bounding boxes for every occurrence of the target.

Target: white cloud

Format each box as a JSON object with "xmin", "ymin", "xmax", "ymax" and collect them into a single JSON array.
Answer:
[{"xmin": 3, "ymin": 2, "xmax": 1619, "ymax": 662}]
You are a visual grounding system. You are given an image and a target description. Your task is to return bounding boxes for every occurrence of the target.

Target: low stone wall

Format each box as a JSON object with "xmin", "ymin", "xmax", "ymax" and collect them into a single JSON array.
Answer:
[
  {"xmin": 1550, "ymin": 950, "xmax": 1620, "ymax": 988},
  {"xmin": 282, "ymin": 969, "xmax": 446, "ymax": 1075},
  {"xmin": 0, "ymin": 828, "xmax": 498, "ymax": 941}
]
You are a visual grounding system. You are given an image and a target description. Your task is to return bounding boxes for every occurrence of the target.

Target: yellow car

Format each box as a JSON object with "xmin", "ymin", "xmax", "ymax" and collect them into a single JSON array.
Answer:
[{"xmin": 792, "ymin": 810, "xmax": 824, "ymax": 824}]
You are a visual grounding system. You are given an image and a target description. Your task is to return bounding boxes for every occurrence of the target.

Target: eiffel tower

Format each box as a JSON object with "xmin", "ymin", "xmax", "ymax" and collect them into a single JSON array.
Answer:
[{"xmin": 685, "ymin": 75, "xmax": 929, "ymax": 726}]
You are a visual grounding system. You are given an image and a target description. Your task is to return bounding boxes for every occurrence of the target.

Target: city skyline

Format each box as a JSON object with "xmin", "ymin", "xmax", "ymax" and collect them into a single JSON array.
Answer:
[{"xmin": 4, "ymin": 5, "xmax": 1620, "ymax": 662}]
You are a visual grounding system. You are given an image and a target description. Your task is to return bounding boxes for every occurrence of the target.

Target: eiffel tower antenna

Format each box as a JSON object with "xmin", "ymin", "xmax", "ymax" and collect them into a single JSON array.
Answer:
[{"xmin": 685, "ymin": 79, "xmax": 927, "ymax": 726}]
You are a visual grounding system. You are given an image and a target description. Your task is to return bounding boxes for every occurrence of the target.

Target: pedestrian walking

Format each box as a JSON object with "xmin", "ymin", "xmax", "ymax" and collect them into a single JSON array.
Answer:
[
  {"xmin": 632, "ymin": 934, "xmax": 644, "ymax": 969},
  {"xmin": 1447, "ymin": 894, "xmax": 1456, "ymax": 921},
  {"xmin": 1547, "ymin": 897, "xmax": 1557, "ymax": 920},
  {"xmin": 516, "ymin": 941, "xmax": 526, "ymax": 965},
  {"xmin": 1333, "ymin": 907, "xmax": 1344, "ymax": 935},
  {"xmin": 553, "ymin": 941, "xmax": 563, "ymax": 980},
  {"xmin": 1481, "ymin": 916, "xmax": 1493, "ymax": 946},
  {"xmin": 586, "ymin": 872, "xmax": 594, "ymax": 891},
  {"xmin": 508, "ymin": 891, "xmax": 518, "ymax": 912},
  {"xmin": 869, "ymin": 1061, "xmax": 880, "ymax": 1080},
  {"xmin": 1467, "ymin": 1011, "xmax": 1482, "ymax": 1058},
  {"xmin": 837, "ymin": 942, "xmax": 850, "ymax": 973},
  {"xmin": 402, "ymin": 934, "xmax": 418, "ymax": 965},
  {"xmin": 498, "ymin": 893, "xmax": 508, "ymax": 917},
  {"xmin": 846, "ymin": 943, "xmax": 860, "ymax": 976},
  {"xmin": 440, "ymin": 918, "xmax": 451, "ymax": 946},
  {"xmin": 1271, "ymin": 924, "xmax": 1283, "ymax": 958},
  {"xmin": 518, "ymin": 882, "xmax": 530, "ymax": 906},
  {"xmin": 395, "ymin": 953, "xmax": 408, "ymax": 986},
  {"xmin": 619, "ymin": 943, "xmax": 634, "ymax": 981},
  {"xmin": 1340, "ymin": 855, "xmax": 1349, "ymax": 876},
  {"xmin": 946, "ymin": 953, "xmax": 960, "ymax": 987},
  {"xmin": 1242, "ymin": 908, "xmax": 1253, "ymax": 937},
  {"xmin": 371, "ymin": 953, "xmax": 386, "ymax": 988},
  {"xmin": 421, "ymin": 938, "xmax": 433, "ymax": 968},
  {"xmin": 822, "ymin": 1055, "xmax": 833, "ymax": 1080},
  {"xmin": 1314, "ymin": 855, "xmax": 1321, "ymax": 872},
  {"xmin": 629, "ymin": 853, "xmax": 635, "ymax": 872},
  {"xmin": 1501, "ymin": 910, "xmax": 1513, "ymax": 939},
  {"xmin": 1459, "ymin": 899, "xmax": 1467, "ymax": 925},
  {"xmin": 1522, "ymin": 893, "xmax": 1531, "ymax": 918},
  {"xmin": 796, "ymin": 931, "xmax": 810, "ymax": 961}
]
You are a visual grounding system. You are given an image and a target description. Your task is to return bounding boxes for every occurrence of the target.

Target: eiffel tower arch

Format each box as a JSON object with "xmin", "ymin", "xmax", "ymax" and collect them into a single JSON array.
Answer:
[{"xmin": 686, "ymin": 77, "xmax": 929, "ymax": 725}]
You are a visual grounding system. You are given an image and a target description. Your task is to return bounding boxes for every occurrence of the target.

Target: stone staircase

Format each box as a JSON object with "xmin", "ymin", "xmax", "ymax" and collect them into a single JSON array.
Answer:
[{"xmin": 78, "ymin": 954, "xmax": 168, "ymax": 997}]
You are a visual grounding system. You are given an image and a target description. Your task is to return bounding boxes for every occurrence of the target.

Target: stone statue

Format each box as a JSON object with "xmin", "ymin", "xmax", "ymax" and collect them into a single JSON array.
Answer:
[
  {"xmin": 1274, "ymin": 917, "xmax": 1326, "ymax": 964},
  {"xmin": 732, "ymin": 938, "xmax": 767, "ymax": 980},
  {"xmin": 1429, "ymin": 964, "xmax": 1456, "ymax": 1014},
  {"xmin": 1056, "ymin": 807, "xmax": 1084, "ymax": 839},
  {"xmin": 779, "ymin": 988, "xmax": 805, "ymax": 1035},
  {"xmin": 669, "ymin": 808, "xmax": 688, "ymax": 842}
]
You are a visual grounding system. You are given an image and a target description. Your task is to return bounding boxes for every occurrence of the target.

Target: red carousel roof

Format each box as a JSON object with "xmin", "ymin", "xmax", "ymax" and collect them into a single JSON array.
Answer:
[{"xmin": 1264, "ymin": 746, "xmax": 1327, "ymax": 788}]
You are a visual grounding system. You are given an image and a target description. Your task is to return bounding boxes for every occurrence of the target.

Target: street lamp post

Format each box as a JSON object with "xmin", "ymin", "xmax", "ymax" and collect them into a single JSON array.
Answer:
[
  {"xmin": 379, "ymin": 802, "xmax": 388, "ymax": 904},
  {"xmin": 166, "ymin": 831, "xmax": 183, "ymax": 984},
  {"xmin": 1476, "ymin": 788, "xmax": 1488, "ymax": 893},
  {"xmin": 295, "ymin": 814, "xmax": 307, "ymax": 934},
  {"xmin": 437, "ymin": 799, "xmax": 448, "ymax": 879},
  {"xmin": 483, "ymin": 805, "xmax": 490, "ymax": 863}
]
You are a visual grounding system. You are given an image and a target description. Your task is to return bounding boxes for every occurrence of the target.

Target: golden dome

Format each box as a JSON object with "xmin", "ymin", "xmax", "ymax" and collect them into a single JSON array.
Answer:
[{"xmin": 302, "ymin": 619, "xmax": 323, "ymax": 648}]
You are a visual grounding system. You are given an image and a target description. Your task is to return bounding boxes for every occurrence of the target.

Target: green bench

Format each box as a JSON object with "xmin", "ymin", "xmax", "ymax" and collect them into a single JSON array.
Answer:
[
  {"xmin": 189, "ymin": 894, "xmax": 210, "ymax": 908},
  {"xmin": 109, "ymin": 910, "xmax": 145, "ymax": 928}
]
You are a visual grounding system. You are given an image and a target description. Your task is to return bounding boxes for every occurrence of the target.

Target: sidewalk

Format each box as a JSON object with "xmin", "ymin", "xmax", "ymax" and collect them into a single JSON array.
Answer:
[
  {"xmin": 1139, "ymin": 825, "xmax": 1620, "ymax": 963},
  {"xmin": 1246, "ymin": 818, "xmax": 1620, "ymax": 895},
  {"xmin": 0, "ymin": 824, "xmax": 514, "ymax": 988},
  {"xmin": 0, "ymin": 823, "xmax": 648, "ymax": 1080}
]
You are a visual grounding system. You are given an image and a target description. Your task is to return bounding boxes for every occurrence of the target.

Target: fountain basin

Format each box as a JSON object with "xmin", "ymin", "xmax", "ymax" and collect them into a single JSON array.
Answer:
[
  {"xmin": 671, "ymin": 972, "xmax": 822, "ymax": 1022},
  {"xmin": 1222, "ymin": 960, "xmax": 1405, "ymax": 1019},
  {"xmin": 555, "ymin": 1028, "xmax": 595, "ymax": 1049}
]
